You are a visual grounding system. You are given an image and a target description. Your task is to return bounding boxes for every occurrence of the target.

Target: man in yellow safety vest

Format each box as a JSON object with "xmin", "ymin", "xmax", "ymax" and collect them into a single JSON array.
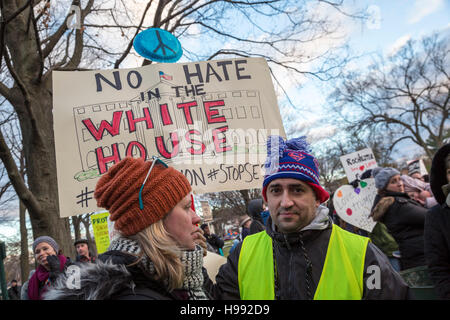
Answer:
[{"xmin": 213, "ymin": 136, "xmax": 410, "ymax": 299}]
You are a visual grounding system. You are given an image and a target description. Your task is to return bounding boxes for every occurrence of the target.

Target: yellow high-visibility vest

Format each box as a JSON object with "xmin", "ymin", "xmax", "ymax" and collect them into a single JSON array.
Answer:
[{"xmin": 238, "ymin": 224, "xmax": 369, "ymax": 300}]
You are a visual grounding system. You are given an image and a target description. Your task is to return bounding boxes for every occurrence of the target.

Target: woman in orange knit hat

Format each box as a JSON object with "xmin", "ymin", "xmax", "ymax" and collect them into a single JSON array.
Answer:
[{"xmin": 44, "ymin": 157, "xmax": 211, "ymax": 300}]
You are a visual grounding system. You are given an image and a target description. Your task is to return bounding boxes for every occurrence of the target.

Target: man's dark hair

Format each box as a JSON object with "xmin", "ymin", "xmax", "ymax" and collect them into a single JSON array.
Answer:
[{"xmin": 200, "ymin": 224, "xmax": 208, "ymax": 230}]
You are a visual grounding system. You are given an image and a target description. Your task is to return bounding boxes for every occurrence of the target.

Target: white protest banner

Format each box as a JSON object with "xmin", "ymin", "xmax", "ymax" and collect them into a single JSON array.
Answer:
[
  {"xmin": 53, "ymin": 58, "xmax": 285, "ymax": 217},
  {"xmin": 339, "ymin": 148, "xmax": 378, "ymax": 182},
  {"xmin": 332, "ymin": 178, "xmax": 377, "ymax": 232}
]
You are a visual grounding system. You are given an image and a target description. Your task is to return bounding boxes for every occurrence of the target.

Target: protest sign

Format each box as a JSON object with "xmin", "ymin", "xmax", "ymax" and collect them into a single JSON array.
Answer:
[
  {"xmin": 332, "ymin": 178, "xmax": 377, "ymax": 232},
  {"xmin": 407, "ymin": 159, "xmax": 428, "ymax": 176},
  {"xmin": 200, "ymin": 200, "xmax": 213, "ymax": 223},
  {"xmin": 90, "ymin": 212, "xmax": 110, "ymax": 254},
  {"xmin": 53, "ymin": 58, "xmax": 285, "ymax": 217},
  {"xmin": 339, "ymin": 148, "xmax": 378, "ymax": 182}
]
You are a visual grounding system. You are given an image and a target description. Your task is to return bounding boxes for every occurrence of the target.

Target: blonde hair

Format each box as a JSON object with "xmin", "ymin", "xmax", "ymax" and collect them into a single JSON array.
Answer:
[{"xmin": 129, "ymin": 220, "xmax": 183, "ymax": 291}]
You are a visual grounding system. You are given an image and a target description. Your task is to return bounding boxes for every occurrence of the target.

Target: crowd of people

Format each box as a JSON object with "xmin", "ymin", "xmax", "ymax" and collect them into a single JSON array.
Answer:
[{"xmin": 5, "ymin": 137, "xmax": 449, "ymax": 300}]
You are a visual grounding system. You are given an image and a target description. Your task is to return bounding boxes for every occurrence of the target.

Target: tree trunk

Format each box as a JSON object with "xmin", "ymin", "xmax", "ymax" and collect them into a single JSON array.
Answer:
[
  {"xmin": 13, "ymin": 88, "xmax": 75, "ymax": 259},
  {"xmin": 19, "ymin": 201, "xmax": 29, "ymax": 283},
  {"xmin": 72, "ymin": 216, "xmax": 81, "ymax": 242},
  {"xmin": 1, "ymin": 2, "xmax": 75, "ymax": 259},
  {"xmin": 81, "ymin": 215, "xmax": 97, "ymax": 256}
]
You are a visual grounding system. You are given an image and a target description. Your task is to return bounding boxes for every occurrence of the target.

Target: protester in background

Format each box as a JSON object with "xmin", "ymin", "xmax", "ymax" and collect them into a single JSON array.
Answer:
[
  {"xmin": 409, "ymin": 165, "xmax": 424, "ymax": 181},
  {"xmin": 239, "ymin": 215, "xmax": 252, "ymax": 242},
  {"xmin": 401, "ymin": 175, "xmax": 437, "ymax": 208},
  {"xmin": 7, "ymin": 280, "xmax": 21, "ymax": 300},
  {"xmin": 424, "ymin": 143, "xmax": 450, "ymax": 299},
  {"xmin": 201, "ymin": 224, "xmax": 224, "ymax": 255},
  {"xmin": 371, "ymin": 167, "xmax": 428, "ymax": 270},
  {"xmin": 44, "ymin": 157, "xmax": 209, "ymax": 300},
  {"xmin": 21, "ymin": 236, "xmax": 72, "ymax": 300},
  {"xmin": 247, "ymin": 199, "xmax": 266, "ymax": 234},
  {"xmin": 74, "ymin": 239, "xmax": 96, "ymax": 263},
  {"xmin": 214, "ymin": 136, "xmax": 409, "ymax": 299}
]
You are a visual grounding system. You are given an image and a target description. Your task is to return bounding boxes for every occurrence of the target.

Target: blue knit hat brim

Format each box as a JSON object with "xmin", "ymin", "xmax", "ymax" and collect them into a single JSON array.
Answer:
[
  {"xmin": 262, "ymin": 139, "xmax": 329, "ymax": 204},
  {"xmin": 262, "ymin": 172, "xmax": 329, "ymax": 204}
]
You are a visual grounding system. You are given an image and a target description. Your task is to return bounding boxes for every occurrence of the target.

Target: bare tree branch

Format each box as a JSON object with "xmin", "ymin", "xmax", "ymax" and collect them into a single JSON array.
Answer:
[{"xmin": 114, "ymin": 0, "xmax": 153, "ymax": 68}]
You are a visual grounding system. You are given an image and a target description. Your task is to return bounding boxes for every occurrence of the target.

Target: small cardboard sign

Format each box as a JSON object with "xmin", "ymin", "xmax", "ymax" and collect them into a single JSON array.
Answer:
[
  {"xmin": 407, "ymin": 159, "xmax": 428, "ymax": 176},
  {"xmin": 90, "ymin": 212, "xmax": 111, "ymax": 254},
  {"xmin": 332, "ymin": 178, "xmax": 377, "ymax": 232},
  {"xmin": 339, "ymin": 148, "xmax": 378, "ymax": 182}
]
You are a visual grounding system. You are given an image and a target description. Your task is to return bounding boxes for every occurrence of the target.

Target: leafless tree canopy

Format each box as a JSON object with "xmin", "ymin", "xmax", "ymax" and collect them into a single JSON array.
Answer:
[
  {"xmin": 329, "ymin": 32, "xmax": 450, "ymax": 159},
  {"xmin": 0, "ymin": 0, "xmax": 364, "ymax": 254}
]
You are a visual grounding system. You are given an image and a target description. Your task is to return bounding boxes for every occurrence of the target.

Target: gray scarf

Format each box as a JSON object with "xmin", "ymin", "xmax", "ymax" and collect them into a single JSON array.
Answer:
[{"xmin": 109, "ymin": 237, "xmax": 208, "ymax": 300}]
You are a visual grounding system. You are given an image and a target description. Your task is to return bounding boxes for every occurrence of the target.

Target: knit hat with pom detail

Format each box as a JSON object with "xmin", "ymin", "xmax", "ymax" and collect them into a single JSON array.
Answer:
[
  {"xmin": 94, "ymin": 157, "xmax": 192, "ymax": 236},
  {"xmin": 262, "ymin": 136, "xmax": 329, "ymax": 204}
]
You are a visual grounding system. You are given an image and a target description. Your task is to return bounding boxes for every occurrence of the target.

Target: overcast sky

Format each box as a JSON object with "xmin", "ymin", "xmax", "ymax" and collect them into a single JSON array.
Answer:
[{"xmin": 283, "ymin": 0, "xmax": 449, "ymax": 158}]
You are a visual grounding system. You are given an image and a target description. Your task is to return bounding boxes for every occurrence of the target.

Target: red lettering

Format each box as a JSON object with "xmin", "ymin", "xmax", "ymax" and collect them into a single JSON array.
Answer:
[
  {"xmin": 212, "ymin": 126, "xmax": 231, "ymax": 153},
  {"xmin": 96, "ymin": 143, "xmax": 121, "ymax": 174},
  {"xmin": 177, "ymin": 101, "xmax": 198, "ymax": 125},
  {"xmin": 155, "ymin": 132, "xmax": 180, "ymax": 159},
  {"xmin": 126, "ymin": 108, "xmax": 154, "ymax": 132},
  {"xmin": 125, "ymin": 141, "xmax": 147, "ymax": 159},
  {"xmin": 159, "ymin": 104, "xmax": 173, "ymax": 125},
  {"xmin": 204, "ymin": 100, "xmax": 226, "ymax": 124},
  {"xmin": 82, "ymin": 111, "xmax": 123, "ymax": 141},
  {"xmin": 185, "ymin": 129, "xmax": 206, "ymax": 155}
]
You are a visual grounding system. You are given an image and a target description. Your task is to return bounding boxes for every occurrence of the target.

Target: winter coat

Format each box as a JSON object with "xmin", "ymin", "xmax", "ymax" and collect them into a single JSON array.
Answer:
[
  {"xmin": 371, "ymin": 192, "xmax": 427, "ymax": 270},
  {"xmin": 212, "ymin": 205, "xmax": 410, "ymax": 300},
  {"xmin": 43, "ymin": 237, "xmax": 210, "ymax": 300},
  {"xmin": 75, "ymin": 254, "xmax": 97, "ymax": 263},
  {"xmin": 424, "ymin": 143, "xmax": 450, "ymax": 299},
  {"xmin": 7, "ymin": 286, "xmax": 21, "ymax": 300},
  {"xmin": 369, "ymin": 221, "xmax": 399, "ymax": 258},
  {"xmin": 247, "ymin": 199, "xmax": 266, "ymax": 234},
  {"xmin": 205, "ymin": 233, "xmax": 224, "ymax": 254},
  {"xmin": 44, "ymin": 251, "xmax": 179, "ymax": 300},
  {"xmin": 21, "ymin": 255, "xmax": 72, "ymax": 300}
]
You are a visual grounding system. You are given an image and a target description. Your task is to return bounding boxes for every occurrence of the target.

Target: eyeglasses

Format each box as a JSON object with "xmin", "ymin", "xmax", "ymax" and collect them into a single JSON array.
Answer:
[{"xmin": 139, "ymin": 156, "xmax": 168, "ymax": 210}]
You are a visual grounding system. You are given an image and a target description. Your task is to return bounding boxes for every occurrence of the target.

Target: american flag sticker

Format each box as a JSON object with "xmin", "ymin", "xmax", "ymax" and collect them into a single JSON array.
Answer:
[{"xmin": 159, "ymin": 71, "xmax": 173, "ymax": 80}]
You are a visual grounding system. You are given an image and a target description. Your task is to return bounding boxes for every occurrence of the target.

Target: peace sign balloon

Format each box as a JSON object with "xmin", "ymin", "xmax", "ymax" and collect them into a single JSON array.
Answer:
[{"xmin": 133, "ymin": 28, "xmax": 183, "ymax": 63}]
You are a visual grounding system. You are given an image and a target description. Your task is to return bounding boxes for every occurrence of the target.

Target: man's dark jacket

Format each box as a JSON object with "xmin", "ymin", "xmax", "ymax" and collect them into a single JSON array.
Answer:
[
  {"xmin": 424, "ymin": 143, "xmax": 450, "ymax": 299},
  {"xmin": 206, "ymin": 233, "xmax": 224, "ymax": 254},
  {"xmin": 371, "ymin": 192, "xmax": 427, "ymax": 270},
  {"xmin": 7, "ymin": 285, "xmax": 21, "ymax": 300}
]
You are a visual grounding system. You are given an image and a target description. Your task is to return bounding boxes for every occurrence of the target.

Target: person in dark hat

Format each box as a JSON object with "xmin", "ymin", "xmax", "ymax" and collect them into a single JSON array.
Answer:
[
  {"xmin": 200, "ymin": 224, "xmax": 224, "ymax": 255},
  {"xmin": 424, "ymin": 143, "xmax": 450, "ymax": 299},
  {"xmin": 214, "ymin": 136, "xmax": 409, "ymax": 299},
  {"xmin": 239, "ymin": 215, "xmax": 252, "ymax": 241},
  {"xmin": 371, "ymin": 167, "xmax": 428, "ymax": 271},
  {"xmin": 7, "ymin": 280, "xmax": 21, "ymax": 300},
  {"xmin": 247, "ymin": 199, "xmax": 266, "ymax": 234},
  {"xmin": 74, "ymin": 239, "xmax": 96, "ymax": 263}
]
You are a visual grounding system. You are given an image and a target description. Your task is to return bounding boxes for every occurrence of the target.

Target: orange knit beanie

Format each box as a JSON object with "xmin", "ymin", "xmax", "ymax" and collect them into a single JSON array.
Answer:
[{"xmin": 94, "ymin": 157, "xmax": 192, "ymax": 236}]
